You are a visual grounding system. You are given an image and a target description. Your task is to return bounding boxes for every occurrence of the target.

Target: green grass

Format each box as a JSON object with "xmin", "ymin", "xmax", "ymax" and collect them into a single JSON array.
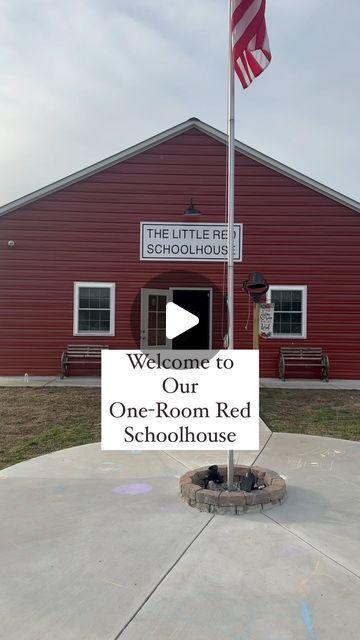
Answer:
[
  {"xmin": 2, "ymin": 421, "xmax": 101, "ymax": 469},
  {"xmin": 0, "ymin": 388, "xmax": 100, "ymax": 470},
  {"xmin": 0, "ymin": 387, "xmax": 359, "ymax": 471},
  {"xmin": 260, "ymin": 388, "xmax": 360, "ymax": 441}
]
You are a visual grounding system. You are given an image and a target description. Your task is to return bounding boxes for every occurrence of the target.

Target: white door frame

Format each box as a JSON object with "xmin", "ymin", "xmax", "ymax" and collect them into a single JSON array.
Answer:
[
  {"xmin": 170, "ymin": 287, "xmax": 213, "ymax": 349},
  {"xmin": 140, "ymin": 288, "xmax": 172, "ymax": 349}
]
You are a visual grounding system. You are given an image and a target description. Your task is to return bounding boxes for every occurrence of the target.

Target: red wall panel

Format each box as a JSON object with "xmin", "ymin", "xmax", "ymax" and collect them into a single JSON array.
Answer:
[{"xmin": 0, "ymin": 127, "xmax": 359, "ymax": 378}]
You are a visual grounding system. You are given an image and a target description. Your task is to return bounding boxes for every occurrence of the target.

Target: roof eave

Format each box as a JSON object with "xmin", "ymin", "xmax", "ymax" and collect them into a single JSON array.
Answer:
[
  {"xmin": 195, "ymin": 120, "xmax": 360, "ymax": 214},
  {"xmin": 0, "ymin": 117, "xmax": 359, "ymax": 217}
]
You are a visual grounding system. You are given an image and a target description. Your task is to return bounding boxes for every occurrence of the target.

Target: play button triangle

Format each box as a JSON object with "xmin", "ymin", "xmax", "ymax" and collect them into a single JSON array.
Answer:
[{"xmin": 166, "ymin": 302, "xmax": 199, "ymax": 340}]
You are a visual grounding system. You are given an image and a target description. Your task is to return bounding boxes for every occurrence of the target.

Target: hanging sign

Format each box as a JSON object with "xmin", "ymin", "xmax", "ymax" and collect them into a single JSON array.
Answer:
[
  {"xmin": 140, "ymin": 222, "xmax": 243, "ymax": 262},
  {"xmin": 259, "ymin": 303, "xmax": 275, "ymax": 337}
]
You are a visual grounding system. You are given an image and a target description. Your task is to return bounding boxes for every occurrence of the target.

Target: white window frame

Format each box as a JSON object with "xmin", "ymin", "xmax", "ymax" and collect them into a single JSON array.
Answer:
[
  {"xmin": 73, "ymin": 282, "xmax": 115, "ymax": 337},
  {"xmin": 266, "ymin": 285, "xmax": 307, "ymax": 339}
]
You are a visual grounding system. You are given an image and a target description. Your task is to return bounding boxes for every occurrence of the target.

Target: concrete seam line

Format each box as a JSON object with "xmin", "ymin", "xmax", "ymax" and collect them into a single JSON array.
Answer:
[
  {"xmin": 112, "ymin": 514, "xmax": 216, "ymax": 639},
  {"xmin": 262, "ymin": 512, "xmax": 360, "ymax": 581},
  {"xmin": 161, "ymin": 451, "xmax": 198, "ymax": 470},
  {"xmin": 42, "ymin": 377, "xmax": 60, "ymax": 387},
  {"xmin": 251, "ymin": 431, "xmax": 273, "ymax": 465}
]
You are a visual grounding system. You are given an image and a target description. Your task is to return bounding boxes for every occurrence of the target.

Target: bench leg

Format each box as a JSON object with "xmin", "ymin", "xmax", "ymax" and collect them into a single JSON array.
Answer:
[
  {"xmin": 278, "ymin": 355, "xmax": 285, "ymax": 381},
  {"xmin": 60, "ymin": 352, "xmax": 69, "ymax": 378},
  {"xmin": 321, "ymin": 355, "xmax": 330, "ymax": 382}
]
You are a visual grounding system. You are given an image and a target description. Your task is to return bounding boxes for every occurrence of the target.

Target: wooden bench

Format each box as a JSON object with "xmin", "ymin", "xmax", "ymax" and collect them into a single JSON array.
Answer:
[
  {"xmin": 278, "ymin": 347, "xmax": 329, "ymax": 382},
  {"xmin": 60, "ymin": 344, "xmax": 109, "ymax": 378}
]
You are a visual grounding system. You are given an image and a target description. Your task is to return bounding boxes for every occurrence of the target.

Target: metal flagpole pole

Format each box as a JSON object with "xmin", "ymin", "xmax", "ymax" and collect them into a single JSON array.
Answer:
[
  {"xmin": 227, "ymin": 0, "xmax": 235, "ymax": 491},
  {"xmin": 225, "ymin": 0, "xmax": 271, "ymax": 490}
]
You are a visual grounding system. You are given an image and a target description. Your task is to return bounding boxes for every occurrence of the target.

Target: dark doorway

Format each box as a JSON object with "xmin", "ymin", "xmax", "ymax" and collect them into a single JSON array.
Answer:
[{"xmin": 172, "ymin": 289, "xmax": 211, "ymax": 349}]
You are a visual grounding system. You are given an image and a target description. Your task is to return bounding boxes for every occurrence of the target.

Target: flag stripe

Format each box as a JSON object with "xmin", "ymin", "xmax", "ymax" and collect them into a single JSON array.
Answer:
[
  {"xmin": 231, "ymin": 0, "xmax": 271, "ymax": 89},
  {"xmin": 233, "ymin": 0, "xmax": 265, "ymax": 57},
  {"xmin": 232, "ymin": 0, "xmax": 258, "ymax": 26},
  {"xmin": 232, "ymin": 0, "xmax": 262, "ymax": 43}
]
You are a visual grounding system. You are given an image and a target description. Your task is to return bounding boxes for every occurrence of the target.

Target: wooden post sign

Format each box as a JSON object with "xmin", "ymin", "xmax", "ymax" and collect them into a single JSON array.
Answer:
[{"xmin": 259, "ymin": 303, "xmax": 275, "ymax": 338}]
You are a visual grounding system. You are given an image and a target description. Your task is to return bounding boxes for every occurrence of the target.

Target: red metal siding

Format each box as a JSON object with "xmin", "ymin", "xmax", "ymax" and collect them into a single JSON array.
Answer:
[{"xmin": 0, "ymin": 127, "xmax": 359, "ymax": 377}]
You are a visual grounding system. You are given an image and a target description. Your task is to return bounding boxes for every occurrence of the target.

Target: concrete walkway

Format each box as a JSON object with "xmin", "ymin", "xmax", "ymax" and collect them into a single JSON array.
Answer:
[
  {"xmin": 1, "ymin": 420, "xmax": 359, "ymax": 639},
  {"xmin": 1, "ymin": 375, "xmax": 360, "ymax": 389}
]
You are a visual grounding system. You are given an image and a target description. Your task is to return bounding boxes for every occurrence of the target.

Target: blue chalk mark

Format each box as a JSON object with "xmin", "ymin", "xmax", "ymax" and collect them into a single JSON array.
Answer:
[
  {"xmin": 129, "ymin": 450, "xmax": 143, "ymax": 455},
  {"xmin": 300, "ymin": 600, "xmax": 316, "ymax": 639},
  {"xmin": 102, "ymin": 462, "xmax": 122, "ymax": 469},
  {"xmin": 55, "ymin": 485, "xmax": 66, "ymax": 493}
]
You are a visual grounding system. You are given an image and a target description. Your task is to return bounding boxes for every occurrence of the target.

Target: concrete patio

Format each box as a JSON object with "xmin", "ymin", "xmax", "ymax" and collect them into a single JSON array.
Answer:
[{"xmin": 1, "ymin": 417, "xmax": 359, "ymax": 639}]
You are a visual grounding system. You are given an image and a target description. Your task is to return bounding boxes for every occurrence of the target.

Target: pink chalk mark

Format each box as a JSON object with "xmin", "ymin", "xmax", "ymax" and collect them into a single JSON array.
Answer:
[{"xmin": 112, "ymin": 483, "xmax": 152, "ymax": 495}]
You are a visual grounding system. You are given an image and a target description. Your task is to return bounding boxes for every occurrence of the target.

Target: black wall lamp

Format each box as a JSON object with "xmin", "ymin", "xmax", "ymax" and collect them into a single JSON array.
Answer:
[{"xmin": 184, "ymin": 198, "xmax": 202, "ymax": 216}]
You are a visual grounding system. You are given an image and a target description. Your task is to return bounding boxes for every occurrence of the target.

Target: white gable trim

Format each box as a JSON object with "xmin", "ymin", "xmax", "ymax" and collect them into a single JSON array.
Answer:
[{"xmin": 0, "ymin": 117, "xmax": 359, "ymax": 217}]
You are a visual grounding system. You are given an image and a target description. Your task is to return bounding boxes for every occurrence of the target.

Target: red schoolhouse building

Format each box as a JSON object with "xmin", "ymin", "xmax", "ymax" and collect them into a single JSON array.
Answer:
[{"xmin": 0, "ymin": 118, "xmax": 359, "ymax": 378}]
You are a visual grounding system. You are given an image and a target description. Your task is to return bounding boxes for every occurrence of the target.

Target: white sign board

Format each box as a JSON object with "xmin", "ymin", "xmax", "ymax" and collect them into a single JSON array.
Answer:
[
  {"xmin": 102, "ymin": 350, "xmax": 259, "ymax": 451},
  {"xmin": 140, "ymin": 223, "xmax": 243, "ymax": 262},
  {"xmin": 259, "ymin": 303, "xmax": 275, "ymax": 337}
]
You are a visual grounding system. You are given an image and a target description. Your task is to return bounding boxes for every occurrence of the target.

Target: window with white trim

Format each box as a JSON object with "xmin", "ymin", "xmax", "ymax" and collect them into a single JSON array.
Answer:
[
  {"xmin": 267, "ymin": 285, "xmax": 307, "ymax": 338},
  {"xmin": 73, "ymin": 283, "xmax": 115, "ymax": 336}
]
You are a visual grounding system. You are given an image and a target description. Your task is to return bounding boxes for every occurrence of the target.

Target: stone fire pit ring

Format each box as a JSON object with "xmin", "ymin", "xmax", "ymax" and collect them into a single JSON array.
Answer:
[{"xmin": 179, "ymin": 465, "xmax": 287, "ymax": 515}]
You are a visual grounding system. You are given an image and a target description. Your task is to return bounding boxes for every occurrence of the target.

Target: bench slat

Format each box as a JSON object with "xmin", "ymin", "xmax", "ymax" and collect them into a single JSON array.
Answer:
[
  {"xmin": 67, "ymin": 355, "xmax": 103, "ymax": 359},
  {"xmin": 283, "ymin": 358, "xmax": 322, "ymax": 361},
  {"xmin": 67, "ymin": 350, "xmax": 104, "ymax": 355},
  {"xmin": 281, "ymin": 349, "xmax": 323, "ymax": 355},
  {"xmin": 285, "ymin": 362, "xmax": 322, "ymax": 366}
]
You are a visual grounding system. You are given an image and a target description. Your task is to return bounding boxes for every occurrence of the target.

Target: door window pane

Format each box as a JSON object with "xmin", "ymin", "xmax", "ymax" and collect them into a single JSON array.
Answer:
[
  {"xmin": 158, "ymin": 313, "xmax": 166, "ymax": 329},
  {"xmin": 148, "ymin": 312, "xmax": 156, "ymax": 329},
  {"xmin": 157, "ymin": 330, "xmax": 166, "ymax": 345},
  {"xmin": 147, "ymin": 294, "xmax": 167, "ymax": 346},
  {"xmin": 157, "ymin": 296, "xmax": 166, "ymax": 312}
]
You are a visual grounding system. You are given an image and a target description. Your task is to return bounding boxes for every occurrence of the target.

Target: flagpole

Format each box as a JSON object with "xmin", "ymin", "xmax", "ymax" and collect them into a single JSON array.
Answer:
[{"xmin": 227, "ymin": 0, "xmax": 235, "ymax": 491}]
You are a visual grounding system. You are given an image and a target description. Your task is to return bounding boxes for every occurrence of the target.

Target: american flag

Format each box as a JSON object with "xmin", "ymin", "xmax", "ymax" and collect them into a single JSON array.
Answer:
[{"xmin": 231, "ymin": 0, "xmax": 271, "ymax": 89}]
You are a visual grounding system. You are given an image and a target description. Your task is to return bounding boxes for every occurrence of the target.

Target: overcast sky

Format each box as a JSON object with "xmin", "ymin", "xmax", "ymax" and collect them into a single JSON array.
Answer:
[{"xmin": 0, "ymin": 0, "xmax": 359, "ymax": 207}]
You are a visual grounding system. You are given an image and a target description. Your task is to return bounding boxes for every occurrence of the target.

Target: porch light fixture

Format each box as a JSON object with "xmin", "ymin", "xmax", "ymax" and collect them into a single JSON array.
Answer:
[{"xmin": 184, "ymin": 198, "xmax": 202, "ymax": 216}]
